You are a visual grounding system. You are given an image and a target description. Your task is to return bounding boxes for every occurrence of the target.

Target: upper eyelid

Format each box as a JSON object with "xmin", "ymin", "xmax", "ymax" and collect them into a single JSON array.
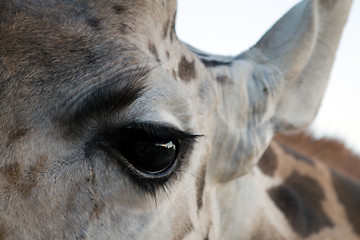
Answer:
[
  {"xmin": 124, "ymin": 122, "xmax": 193, "ymax": 134},
  {"xmin": 57, "ymin": 61, "xmax": 150, "ymax": 129},
  {"xmin": 98, "ymin": 122, "xmax": 200, "ymax": 141},
  {"xmin": 61, "ymin": 81, "xmax": 145, "ymax": 126}
]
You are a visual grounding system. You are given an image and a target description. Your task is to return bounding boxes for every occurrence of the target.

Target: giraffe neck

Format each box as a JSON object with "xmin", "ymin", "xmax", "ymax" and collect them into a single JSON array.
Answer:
[{"xmin": 216, "ymin": 135, "xmax": 360, "ymax": 240}]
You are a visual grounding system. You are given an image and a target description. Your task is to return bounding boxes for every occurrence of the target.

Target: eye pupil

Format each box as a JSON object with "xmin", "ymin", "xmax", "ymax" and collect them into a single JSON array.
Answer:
[{"xmin": 126, "ymin": 140, "xmax": 177, "ymax": 174}]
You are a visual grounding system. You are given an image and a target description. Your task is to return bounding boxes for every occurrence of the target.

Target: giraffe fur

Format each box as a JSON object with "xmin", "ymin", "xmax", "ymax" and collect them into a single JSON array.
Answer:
[{"xmin": 0, "ymin": 0, "xmax": 357, "ymax": 239}]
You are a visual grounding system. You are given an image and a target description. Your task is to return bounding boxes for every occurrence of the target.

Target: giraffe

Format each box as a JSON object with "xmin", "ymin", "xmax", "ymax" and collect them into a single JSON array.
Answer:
[{"xmin": 0, "ymin": 0, "xmax": 358, "ymax": 239}]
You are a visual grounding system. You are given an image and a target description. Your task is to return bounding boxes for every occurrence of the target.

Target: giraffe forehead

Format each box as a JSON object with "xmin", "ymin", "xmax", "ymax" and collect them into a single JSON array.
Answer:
[
  {"xmin": 1, "ymin": 0, "xmax": 203, "ymax": 106},
  {"xmin": 1, "ymin": 0, "xmax": 178, "ymax": 41},
  {"xmin": 0, "ymin": 0, "xmax": 190, "ymax": 123}
]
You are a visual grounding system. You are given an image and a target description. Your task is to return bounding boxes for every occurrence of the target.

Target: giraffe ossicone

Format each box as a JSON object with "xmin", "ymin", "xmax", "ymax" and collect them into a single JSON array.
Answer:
[{"xmin": 0, "ymin": 0, "xmax": 358, "ymax": 239}]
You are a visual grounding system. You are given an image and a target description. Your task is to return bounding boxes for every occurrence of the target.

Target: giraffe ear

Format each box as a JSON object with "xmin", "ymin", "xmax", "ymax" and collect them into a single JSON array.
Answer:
[
  {"xmin": 246, "ymin": 0, "xmax": 352, "ymax": 132},
  {"xmin": 190, "ymin": 0, "xmax": 352, "ymax": 183}
]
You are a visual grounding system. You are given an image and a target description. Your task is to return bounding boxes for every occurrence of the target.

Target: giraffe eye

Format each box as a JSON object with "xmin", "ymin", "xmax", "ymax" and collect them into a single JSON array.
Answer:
[
  {"xmin": 97, "ymin": 123, "xmax": 199, "ymax": 177},
  {"xmin": 121, "ymin": 138, "xmax": 178, "ymax": 174}
]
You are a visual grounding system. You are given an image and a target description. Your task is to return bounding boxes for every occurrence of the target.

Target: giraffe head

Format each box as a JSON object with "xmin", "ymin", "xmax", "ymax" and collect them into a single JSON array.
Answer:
[{"xmin": 0, "ymin": 0, "xmax": 352, "ymax": 239}]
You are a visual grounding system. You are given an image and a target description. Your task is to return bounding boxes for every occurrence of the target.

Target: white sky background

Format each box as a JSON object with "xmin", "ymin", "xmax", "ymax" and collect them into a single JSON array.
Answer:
[{"xmin": 176, "ymin": 0, "xmax": 360, "ymax": 154}]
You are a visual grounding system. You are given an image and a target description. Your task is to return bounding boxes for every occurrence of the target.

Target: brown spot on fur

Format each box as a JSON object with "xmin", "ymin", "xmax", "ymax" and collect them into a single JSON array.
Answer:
[
  {"xmin": 172, "ymin": 69, "xmax": 177, "ymax": 79},
  {"xmin": 148, "ymin": 42, "xmax": 160, "ymax": 63},
  {"xmin": 275, "ymin": 132, "xmax": 360, "ymax": 183},
  {"xmin": 268, "ymin": 171, "xmax": 333, "ymax": 237},
  {"xmin": 90, "ymin": 175, "xmax": 105, "ymax": 221},
  {"xmin": 112, "ymin": 4, "xmax": 127, "ymax": 15},
  {"xmin": 6, "ymin": 127, "xmax": 29, "ymax": 147},
  {"xmin": 166, "ymin": 51, "xmax": 170, "ymax": 59},
  {"xmin": 178, "ymin": 56, "xmax": 196, "ymax": 81},
  {"xmin": 170, "ymin": 14, "xmax": 176, "ymax": 42},
  {"xmin": 216, "ymin": 75, "xmax": 231, "ymax": 84},
  {"xmin": 18, "ymin": 155, "xmax": 47, "ymax": 198},
  {"xmin": 174, "ymin": 218, "xmax": 194, "ymax": 240},
  {"xmin": 331, "ymin": 170, "xmax": 360, "ymax": 236},
  {"xmin": 1, "ymin": 162, "xmax": 22, "ymax": 185},
  {"xmin": 258, "ymin": 145, "xmax": 278, "ymax": 176},
  {"xmin": 163, "ymin": 20, "xmax": 170, "ymax": 38},
  {"xmin": 0, "ymin": 224, "xmax": 6, "ymax": 240},
  {"xmin": 66, "ymin": 182, "xmax": 82, "ymax": 213},
  {"xmin": 17, "ymin": 179, "xmax": 36, "ymax": 198},
  {"xmin": 1, "ymin": 155, "xmax": 47, "ymax": 198},
  {"xmin": 196, "ymin": 164, "xmax": 206, "ymax": 211},
  {"xmin": 66, "ymin": 193, "xmax": 76, "ymax": 213},
  {"xmin": 91, "ymin": 202, "xmax": 105, "ymax": 220}
]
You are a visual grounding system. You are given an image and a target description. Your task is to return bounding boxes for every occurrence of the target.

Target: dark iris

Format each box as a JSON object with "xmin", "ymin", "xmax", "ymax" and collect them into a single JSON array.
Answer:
[{"xmin": 123, "ymin": 139, "xmax": 178, "ymax": 174}]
